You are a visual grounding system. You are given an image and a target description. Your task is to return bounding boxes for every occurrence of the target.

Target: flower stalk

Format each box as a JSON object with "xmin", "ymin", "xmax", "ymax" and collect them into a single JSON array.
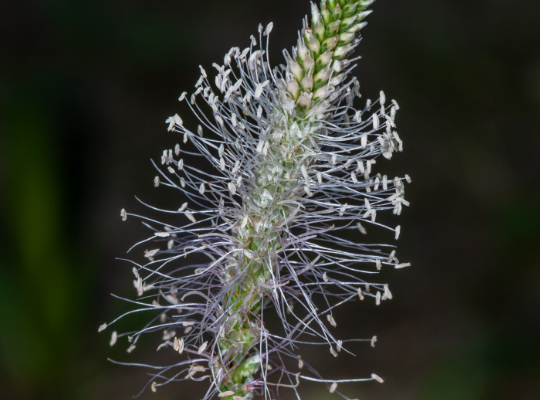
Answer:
[{"xmin": 104, "ymin": 1, "xmax": 410, "ymax": 399}]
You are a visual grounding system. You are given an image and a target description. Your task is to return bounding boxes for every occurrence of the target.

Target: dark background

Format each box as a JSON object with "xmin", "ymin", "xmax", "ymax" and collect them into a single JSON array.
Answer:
[{"xmin": 1, "ymin": 0, "xmax": 539, "ymax": 399}]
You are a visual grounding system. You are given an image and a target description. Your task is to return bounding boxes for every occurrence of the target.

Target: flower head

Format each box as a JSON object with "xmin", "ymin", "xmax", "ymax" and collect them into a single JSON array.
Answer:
[{"xmin": 103, "ymin": 1, "xmax": 410, "ymax": 399}]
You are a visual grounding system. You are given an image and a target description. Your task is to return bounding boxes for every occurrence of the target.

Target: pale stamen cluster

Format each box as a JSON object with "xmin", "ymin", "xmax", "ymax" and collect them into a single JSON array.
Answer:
[{"xmin": 102, "ymin": 1, "xmax": 410, "ymax": 400}]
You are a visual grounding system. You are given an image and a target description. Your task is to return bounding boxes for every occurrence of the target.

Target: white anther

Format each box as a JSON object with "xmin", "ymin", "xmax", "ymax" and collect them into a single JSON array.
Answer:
[
  {"xmin": 361, "ymin": 134, "xmax": 368, "ymax": 148},
  {"xmin": 199, "ymin": 65, "xmax": 207, "ymax": 78},
  {"xmin": 395, "ymin": 263, "xmax": 411, "ymax": 269},
  {"xmin": 232, "ymin": 161, "xmax": 240, "ymax": 174},
  {"xmin": 264, "ymin": 22, "xmax": 274, "ymax": 36},
  {"xmin": 185, "ymin": 212, "xmax": 196, "ymax": 223},
  {"xmin": 327, "ymin": 314, "xmax": 336, "ymax": 327},
  {"xmin": 254, "ymin": 80, "xmax": 270, "ymax": 99},
  {"xmin": 372, "ymin": 114, "xmax": 379, "ymax": 129},
  {"xmin": 144, "ymin": 249, "xmax": 159, "ymax": 258},
  {"xmin": 301, "ymin": 165, "xmax": 309, "ymax": 182},
  {"xmin": 384, "ymin": 284, "xmax": 393, "ymax": 300},
  {"xmin": 241, "ymin": 215, "xmax": 249, "ymax": 228},
  {"xmin": 197, "ymin": 341, "xmax": 208, "ymax": 354},
  {"xmin": 178, "ymin": 338, "xmax": 185, "ymax": 354}
]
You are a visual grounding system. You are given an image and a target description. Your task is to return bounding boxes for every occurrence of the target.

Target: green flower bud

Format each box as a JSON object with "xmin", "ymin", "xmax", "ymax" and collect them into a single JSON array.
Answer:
[
  {"xmin": 304, "ymin": 29, "xmax": 321, "ymax": 54},
  {"xmin": 339, "ymin": 31, "xmax": 356, "ymax": 45},
  {"xmin": 326, "ymin": 20, "xmax": 341, "ymax": 37},
  {"xmin": 301, "ymin": 75, "xmax": 314, "ymax": 92},
  {"xmin": 321, "ymin": 35, "xmax": 339, "ymax": 52},
  {"xmin": 331, "ymin": 3, "xmax": 343, "ymax": 20},
  {"xmin": 342, "ymin": 2, "xmax": 359, "ymax": 17}
]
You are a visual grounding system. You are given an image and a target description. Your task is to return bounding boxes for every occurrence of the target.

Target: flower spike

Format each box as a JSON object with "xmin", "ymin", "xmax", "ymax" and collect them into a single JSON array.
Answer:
[{"xmin": 106, "ymin": 1, "xmax": 411, "ymax": 399}]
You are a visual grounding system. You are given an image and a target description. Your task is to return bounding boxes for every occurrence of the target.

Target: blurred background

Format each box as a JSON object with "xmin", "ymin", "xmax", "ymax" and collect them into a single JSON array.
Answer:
[{"xmin": 1, "ymin": 0, "xmax": 539, "ymax": 399}]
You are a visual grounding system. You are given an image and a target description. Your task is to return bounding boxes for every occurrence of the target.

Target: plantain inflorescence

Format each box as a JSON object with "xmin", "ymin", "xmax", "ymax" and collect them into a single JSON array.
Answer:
[{"xmin": 103, "ymin": 1, "xmax": 411, "ymax": 399}]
